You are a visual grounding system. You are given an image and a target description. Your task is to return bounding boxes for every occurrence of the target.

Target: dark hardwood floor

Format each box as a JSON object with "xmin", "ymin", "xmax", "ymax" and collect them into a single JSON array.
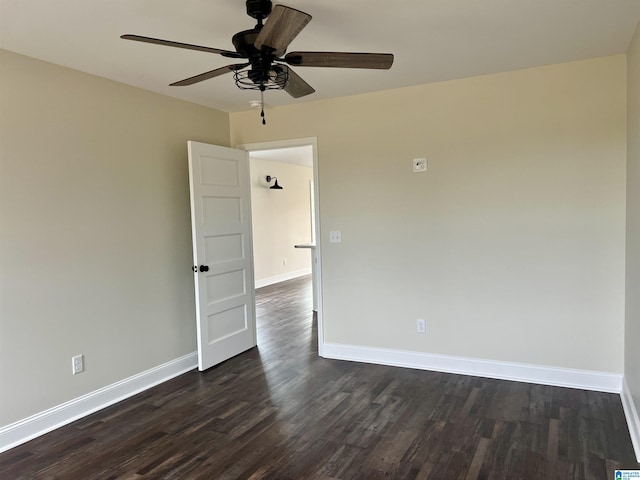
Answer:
[{"xmin": 1, "ymin": 275, "xmax": 638, "ymax": 479}]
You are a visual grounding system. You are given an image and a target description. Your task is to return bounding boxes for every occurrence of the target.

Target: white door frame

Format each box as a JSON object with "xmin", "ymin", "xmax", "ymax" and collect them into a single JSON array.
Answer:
[{"xmin": 236, "ymin": 137, "xmax": 324, "ymax": 356}]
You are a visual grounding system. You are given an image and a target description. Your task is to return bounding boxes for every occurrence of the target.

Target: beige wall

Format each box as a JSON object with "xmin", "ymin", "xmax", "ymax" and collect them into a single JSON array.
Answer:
[
  {"xmin": 626, "ymin": 22, "xmax": 640, "ymax": 422},
  {"xmin": 0, "ymin": 46, "xmax": 630, "ymax": 431},
  {"xmin": 231, "ymin": 55, "xmax": 627, "ymax": 373},
  {"xmin": 0, "ymin": 50, "xmax": 230, "ymax": 426},
  {"xmin": 249, "ymin": 157, "xmax": 313, "ymax": 284}
]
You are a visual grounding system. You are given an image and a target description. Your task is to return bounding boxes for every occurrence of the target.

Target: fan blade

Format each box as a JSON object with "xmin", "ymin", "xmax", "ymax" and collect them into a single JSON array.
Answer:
[
  {"xmin": 254, "ymin": 5, "xmax": 311, "ymax": 56},
  {"xmin": 121, "ymin": 34, "xmax": 243, "ymax": 58},
  {"xmin": 170, "ymin": 64, "xmax": 248, "ymax": 86},
  {"xmin": 284, "ymin": 67, "xmax": 315, "ymax": 98},
  {"xmin": 285, "ymin": 51, "xmax": 394, "ymax": 69}
]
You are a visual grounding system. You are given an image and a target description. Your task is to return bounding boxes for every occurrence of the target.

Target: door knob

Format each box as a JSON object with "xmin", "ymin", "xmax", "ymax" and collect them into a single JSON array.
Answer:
[{"xmin": 199, "ymin": 265, "xmax": 209, "ymax": 272}]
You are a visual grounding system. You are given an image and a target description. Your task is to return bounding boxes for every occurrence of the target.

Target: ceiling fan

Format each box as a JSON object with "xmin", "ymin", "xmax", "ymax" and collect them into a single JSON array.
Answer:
[{"xmin": 122, "ymin": 0, "xmax": 394, "ymax": 123}]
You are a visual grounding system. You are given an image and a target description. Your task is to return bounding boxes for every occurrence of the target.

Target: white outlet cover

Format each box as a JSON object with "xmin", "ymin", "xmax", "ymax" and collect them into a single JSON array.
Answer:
[
  {"xmin": 413, "ymin": 158, "xmax": 427, "ymax": 172},
  {"xmin": 329, "ymin": 230, "xmax": 342, "ymax": 243},
  {"xmin": 72, "ymin": 354, "xmax": 84, "ymax": 374}
]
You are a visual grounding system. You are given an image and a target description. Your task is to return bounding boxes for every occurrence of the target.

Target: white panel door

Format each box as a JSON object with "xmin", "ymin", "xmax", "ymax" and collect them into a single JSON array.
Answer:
[{"xmin": 188, "ymin": 141, "xmax": 256, "ymax": 371}]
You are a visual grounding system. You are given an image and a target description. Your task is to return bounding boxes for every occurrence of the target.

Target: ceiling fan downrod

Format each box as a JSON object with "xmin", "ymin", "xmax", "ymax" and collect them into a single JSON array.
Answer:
[{"xmin": 245, "ymin": 0, "xmax": 272, "ymax": 24}]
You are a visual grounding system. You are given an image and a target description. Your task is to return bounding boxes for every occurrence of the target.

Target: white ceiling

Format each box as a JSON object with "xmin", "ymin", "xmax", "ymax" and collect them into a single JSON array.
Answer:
[
  {"xmin": 250, "ymin": 145, "xmax": 313, "ymax": 167},
  {"xmin": 1, "ymin": 0, "xmax": 639, "ymax": 113}
]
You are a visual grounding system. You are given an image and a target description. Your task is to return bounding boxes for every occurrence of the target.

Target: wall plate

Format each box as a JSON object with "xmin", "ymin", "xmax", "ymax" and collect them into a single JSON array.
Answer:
[{"xmin": 413, "ymin": 158, "xmax": 427, "ymax": 172}]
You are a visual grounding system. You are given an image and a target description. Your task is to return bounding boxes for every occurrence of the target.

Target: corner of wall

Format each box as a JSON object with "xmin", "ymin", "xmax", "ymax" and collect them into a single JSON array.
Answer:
[
  {"xmin": 622, "ymin": 378, "xmax": 640, "ymax": 462},
  {"xmin": 624, "ymin": 18, "xmax": 640, "ymax": 464}
]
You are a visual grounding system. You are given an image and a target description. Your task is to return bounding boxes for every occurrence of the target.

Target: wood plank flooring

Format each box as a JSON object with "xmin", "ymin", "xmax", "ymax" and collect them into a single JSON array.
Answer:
[{"xmin": 1, "ymin": 275, "xmax": 638, "ymax": 479}]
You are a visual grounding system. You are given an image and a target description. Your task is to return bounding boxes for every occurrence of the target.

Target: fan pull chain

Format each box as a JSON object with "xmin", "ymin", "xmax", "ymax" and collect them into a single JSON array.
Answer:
[{"xmin": 260, "ymin": 88, "xmax": 266, "ymax": 125}]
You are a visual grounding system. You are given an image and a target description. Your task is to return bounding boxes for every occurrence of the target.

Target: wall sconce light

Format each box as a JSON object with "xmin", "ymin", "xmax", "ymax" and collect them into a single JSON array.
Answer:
[{"xmin": 266, "ymin": 175, "xmax": 283, "ymax": 190}]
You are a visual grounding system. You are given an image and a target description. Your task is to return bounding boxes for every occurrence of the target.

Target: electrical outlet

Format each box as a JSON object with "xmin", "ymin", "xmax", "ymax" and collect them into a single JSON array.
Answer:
[
  {"xmin": 72, "ymin": 354, "xmax": 84, "ymax": 375},
  {"xmin": 413, "ymin": 158, "xmax": 427, "ymax": 173},
  {"xmin": 416, "ymin": 319, "xmax": 426, "ymax": 334},
  {"xmin": 329, "ymin": 230, "xmax": 342, "ymax": 243}
]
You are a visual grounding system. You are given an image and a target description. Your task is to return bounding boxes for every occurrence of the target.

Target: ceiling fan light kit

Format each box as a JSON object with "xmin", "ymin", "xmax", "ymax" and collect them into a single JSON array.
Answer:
[{"xmin": 121, "ymin": 0, "xmax": 394, "ymax": 125}]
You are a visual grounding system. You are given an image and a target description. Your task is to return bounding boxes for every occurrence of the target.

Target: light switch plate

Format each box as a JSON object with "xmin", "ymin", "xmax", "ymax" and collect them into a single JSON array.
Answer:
[{"xmin": 329, "ymin": 230, "xmax": 342, "ymax": 243}]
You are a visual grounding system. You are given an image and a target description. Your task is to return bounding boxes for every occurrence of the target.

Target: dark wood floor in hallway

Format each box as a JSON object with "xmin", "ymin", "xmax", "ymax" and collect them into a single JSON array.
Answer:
[{"xmin": 1, "ymin": 275, "xmax": 638, "ymax": 479}]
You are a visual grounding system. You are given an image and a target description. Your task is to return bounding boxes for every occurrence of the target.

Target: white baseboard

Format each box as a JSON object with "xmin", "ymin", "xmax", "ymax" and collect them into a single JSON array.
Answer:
[
  {"xmin": 255, "ymin": 268, "xmax": 311, "ymax": 289},
  {"xmin": 322, "ymin": 343, "xmax": 623, "ymax": 393},
  {"xmin": 622, "ymin": 377, "xmax": 640, "ymax": 462},
  {"xmin": 0, "ymin": 352, "xmax": 197, "ymax": 453}
]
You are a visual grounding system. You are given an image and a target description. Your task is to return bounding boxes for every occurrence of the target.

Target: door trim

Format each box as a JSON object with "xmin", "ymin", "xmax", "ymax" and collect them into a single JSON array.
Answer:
[{"xmin": 236, "ymin": 137, "xmax": 324, "ymax": 356}]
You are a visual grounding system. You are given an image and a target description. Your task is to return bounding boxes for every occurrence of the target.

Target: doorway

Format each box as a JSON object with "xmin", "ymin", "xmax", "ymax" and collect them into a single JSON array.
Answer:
[
  {"xmin": 238, "ymin": 138, "xmax": 324, "ymax": 356},
  {"xmin": 248, "ymin": 145, "xmax": 314, "ymax": 288}
]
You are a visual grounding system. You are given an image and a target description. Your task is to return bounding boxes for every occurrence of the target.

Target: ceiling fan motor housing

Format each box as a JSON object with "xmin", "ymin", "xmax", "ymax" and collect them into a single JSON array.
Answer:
[
  {"xmin": 232, "ymin": 29, "xmax": 259, "ymax": 55},
  {"xmin": 232, "ymin": 28, "xmax": 274, "ymax": 84},
  {"xmin": 246, "ymin": 0, "xmax": 272, "ymax": 20}
]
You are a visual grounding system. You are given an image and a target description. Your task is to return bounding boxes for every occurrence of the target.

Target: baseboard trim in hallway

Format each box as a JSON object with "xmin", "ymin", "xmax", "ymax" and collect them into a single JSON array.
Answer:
[
  {"xmin": 254, "ymin": 268, "xmax": 311, "ymax": 289},
  {"xmin": 0, "ymin": 352, "xmax": 197, "ymax": 453}
]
